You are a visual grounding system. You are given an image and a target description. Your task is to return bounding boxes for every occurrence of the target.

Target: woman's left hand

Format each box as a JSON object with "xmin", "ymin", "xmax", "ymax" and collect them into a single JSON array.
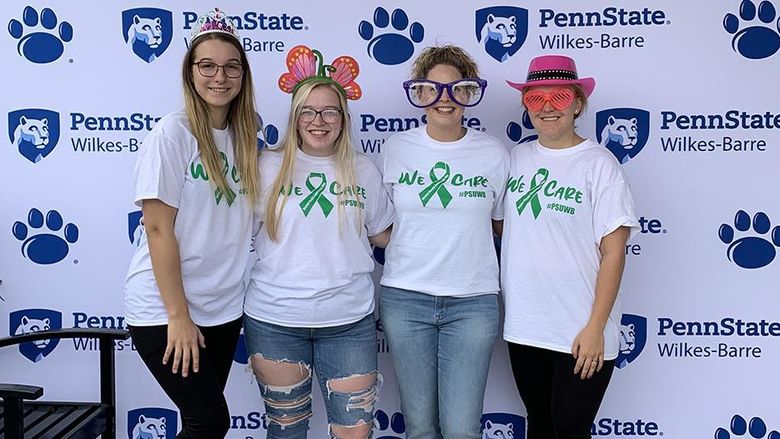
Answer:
[{"xmin": 571, "ymin": 323, "xmax": 604, "ymax": 380}]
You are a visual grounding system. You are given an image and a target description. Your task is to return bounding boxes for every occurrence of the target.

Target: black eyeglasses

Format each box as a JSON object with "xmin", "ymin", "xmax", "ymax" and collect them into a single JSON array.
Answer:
[
  {"xmin": 193, "ymin": 61, "xmax": 243, "ymax": 78},
  {"xmin": 299, "ymin": 108, "xmax": 342, "ymax": 123}
]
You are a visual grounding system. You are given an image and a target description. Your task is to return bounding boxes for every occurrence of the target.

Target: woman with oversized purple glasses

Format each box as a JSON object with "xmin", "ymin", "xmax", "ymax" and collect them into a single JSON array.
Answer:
[{"xmin": 378, "ymin": 45, "xmax": 509, "ymax": 439}]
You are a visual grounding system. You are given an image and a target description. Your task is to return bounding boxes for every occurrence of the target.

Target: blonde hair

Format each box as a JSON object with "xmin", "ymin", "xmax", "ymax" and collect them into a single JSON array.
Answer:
[
  {"xmin": 412, "ymin": 45, "xmax": 479, "ymax": 79},
  {"xmin": 181, "ymin": 33, "xmax": 259, "ymax": 204},
  {"xmin": 264, "ymin": 81, "xmax": 361, "ymax": 241}
]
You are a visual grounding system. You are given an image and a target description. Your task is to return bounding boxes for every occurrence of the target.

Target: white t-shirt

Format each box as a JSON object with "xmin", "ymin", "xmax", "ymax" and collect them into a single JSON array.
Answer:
[
  {"xmin": 244, "ymin": 149, "xmax": 394, "ymax": 328},
  {"xmin": 501, "ymin": 139, "xmax": 639, "ymax": 360},
  {"xmin": 380, "ymin": 126, "xmax": 510, "ymax": 297},
  {"xmin": 125, "ymin": 110, "xmax": 252, "ymax": 327}
]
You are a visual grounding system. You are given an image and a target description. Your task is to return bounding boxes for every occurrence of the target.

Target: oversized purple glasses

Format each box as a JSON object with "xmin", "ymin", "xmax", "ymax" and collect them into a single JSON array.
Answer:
[{"xmin": 402, "ymin": 78, "xmax": 488, "ymax": 108}]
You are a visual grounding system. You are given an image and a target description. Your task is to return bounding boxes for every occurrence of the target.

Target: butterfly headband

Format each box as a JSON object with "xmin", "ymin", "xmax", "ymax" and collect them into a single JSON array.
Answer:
[{"xmin": 278, "ymin": 45, "xmax": 362, "ymax": 100}]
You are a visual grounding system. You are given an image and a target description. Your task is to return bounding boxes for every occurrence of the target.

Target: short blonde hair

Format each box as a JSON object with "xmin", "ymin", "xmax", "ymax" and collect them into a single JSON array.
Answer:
[{"xmin": 411, "ymin": 45, "xmax": 479, "ymax": 79}]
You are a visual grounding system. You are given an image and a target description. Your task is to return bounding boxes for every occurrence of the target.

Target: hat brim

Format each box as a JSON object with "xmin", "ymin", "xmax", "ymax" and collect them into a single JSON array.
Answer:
[{"xmin": 506, "ymin": 77, "xmax": 595, "ymax": 97}]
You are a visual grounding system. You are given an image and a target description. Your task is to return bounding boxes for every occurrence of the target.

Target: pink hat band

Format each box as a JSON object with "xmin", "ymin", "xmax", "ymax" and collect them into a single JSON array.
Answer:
[{"xmin": 506, "ymin": 54, "xmax": 595, "ymax": 97}]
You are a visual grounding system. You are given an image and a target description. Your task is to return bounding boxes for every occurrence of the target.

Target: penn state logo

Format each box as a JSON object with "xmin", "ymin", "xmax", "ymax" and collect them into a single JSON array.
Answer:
[
  {"xmin": 127, "ymin": 407, "xmax": 178, "ymax": 439},
  {"xmin": 481, "ymin": 412, "xmax": 526, "ymax": 439},
  {"xmin": 615, "ymin": 314, "xmax": 647, "ymax": 369},
  {"xmin": 121, "ymin": 8, "xmax": 173, "ymax": 63},
  {"xmin": 128, "ymin": 210, "xmax": 143, "ymax": 244},
  {"xmin": 595, "ymin": 108, "xmax": 650, "ymax": 164},
  {"xmin": 8, "ymin": 108, "xmax": 60, "ymax": 163},
  {"xmin": 475, "ymin": 7, "xmax": 528, "ymax": 63},
  {"xmin": 10, "ymin": 309, "xmax": 63, "ymax": 363}
]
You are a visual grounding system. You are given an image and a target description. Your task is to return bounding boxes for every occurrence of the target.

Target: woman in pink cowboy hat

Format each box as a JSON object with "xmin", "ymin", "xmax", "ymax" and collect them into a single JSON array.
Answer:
[{"xmin": 501, "ymin": 55, "xmax": 639, "ymax": 439}]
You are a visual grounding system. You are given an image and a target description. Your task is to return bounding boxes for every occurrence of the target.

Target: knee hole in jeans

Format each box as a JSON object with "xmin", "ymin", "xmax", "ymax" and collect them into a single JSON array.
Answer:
[
  {"xmin": 330, "ymin": 420, "xmax": 373, "ymax": 439},
  {"xmin": 250, "ymin": 354, "xmax": 311, "ymax": 393},
  {"xmin": 251, "ymin": 354, "xmax": 313, "ymax": 429},
  {"xmin": 326, "ymin": 372, "xmax": 383, "ymax": 414}
]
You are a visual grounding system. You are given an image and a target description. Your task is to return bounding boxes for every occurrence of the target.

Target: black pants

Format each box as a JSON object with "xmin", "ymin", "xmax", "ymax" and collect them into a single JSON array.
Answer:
[
  {"xmin": 129, "ymin": 317, "xmax": 242, "ymax": 439},
  {"xmin": 508, "ymin": 343, "xmax": 614, "ymax": 439}
]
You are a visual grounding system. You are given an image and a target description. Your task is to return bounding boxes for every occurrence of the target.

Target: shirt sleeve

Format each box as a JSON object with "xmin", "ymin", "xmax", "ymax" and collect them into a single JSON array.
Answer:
[
  {"xmin": 490, "ymin": 141, "xmax": 511, "ymax": 220},
  {"xmin": 133, "ymin": 124, "xmax": 190, "ymax": 209},
  {"xmin": 592, "ymin": 161, "xmax": 640, "ymax": 243},
  {"xmin": 363, "ymin": 158, "xmax": 395, "ymax": 237}
]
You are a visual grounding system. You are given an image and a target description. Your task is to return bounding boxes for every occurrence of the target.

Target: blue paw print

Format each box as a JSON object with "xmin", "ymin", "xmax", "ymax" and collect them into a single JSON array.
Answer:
[
  {"xmin": 719, "ymin": 210, "xmax": 780, "ymax": 269},
  {"xmin": 257, "ymin": 124, "xmax": 279, "ymax": 150},
  {"xmin": 8, "ymin": 6, "xmax": 73, "ymax": 63},
  {"xmin": 12, "ymin": 209, "xmax": 79, "ymax": 265},
  {"xmin": 375, "ymin": 409, "xmax": 405, "ymax": 438},
  {"xmin": 256, "ymin": 113, "xmax": 279, "ymax": 150},
  {"xmin": 358, "ymin": 7, "xmax": 424, "ymax": 65},
  {"xmin": 715, "ymin": 415, "xmax": 780, "ymax": 439},
  {"xmin": 723, "ymin": 0, "xmax": 780, "ymax": 59},
  {"xmin": 506, "ymin": 111, "xmax": 538, "ymax": 144}
]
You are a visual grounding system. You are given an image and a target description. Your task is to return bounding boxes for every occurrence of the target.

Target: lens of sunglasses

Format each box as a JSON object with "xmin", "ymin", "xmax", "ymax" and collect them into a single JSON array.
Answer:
[
  {"xmin": 406, "ymin": 82, "xmax": 440, "ymax": 107},
  {"xmin": 449, "ymin": 80, "xmax": 485, "ymax": 107}
]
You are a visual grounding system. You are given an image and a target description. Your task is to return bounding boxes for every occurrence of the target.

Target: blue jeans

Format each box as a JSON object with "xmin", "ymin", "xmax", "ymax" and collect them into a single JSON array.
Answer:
[
  {"xmin": 380, "ymin": 286, "xmax": 499, "ymax": 439},
  {"xmin": 243, "ymin": 314, "xmax": 379, "ymax": 439}
]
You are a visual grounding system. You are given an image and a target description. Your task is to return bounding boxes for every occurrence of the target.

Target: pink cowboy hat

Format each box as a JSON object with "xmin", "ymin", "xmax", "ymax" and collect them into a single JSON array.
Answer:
[{"xmin": 506, "ymin": 54, "xmax": 595, "ymax": 97}]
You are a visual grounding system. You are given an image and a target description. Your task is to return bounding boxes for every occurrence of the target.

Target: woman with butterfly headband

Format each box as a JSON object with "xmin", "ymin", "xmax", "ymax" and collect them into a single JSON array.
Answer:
[
  {"xmin": 124, "ymin": 8, "xmax": 260, "ymax": 438},
  {"xmin": 501, "ymin": 55, "xmax": 639, "ymax": 439},
  {"xmin": 243, "ymin": 45, "xmax": 393, "ymax": 438},
  {"xmin": 378, "ymin": 45, "xmax": 509, "ymax": 439}
]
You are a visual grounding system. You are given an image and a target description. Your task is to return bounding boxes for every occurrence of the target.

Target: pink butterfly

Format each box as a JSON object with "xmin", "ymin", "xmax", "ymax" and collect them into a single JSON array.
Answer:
[{"xmin": 278, "ymin": 45, "xmax": 362, "ymax": 100}]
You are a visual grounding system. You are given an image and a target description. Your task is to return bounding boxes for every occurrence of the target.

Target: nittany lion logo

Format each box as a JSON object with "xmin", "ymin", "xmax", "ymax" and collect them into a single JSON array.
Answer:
[
  {"xmin": 615, "ymin": 313, "xmax": 647, "ymax": 369},
  {"xmin": 128, "ymin": 210, "xmax": 143, "ymax": 245},
  {"xmin": 475, "ymin": 7, "xmax": 528, "ymax": 63},
  {"xmin": 9, "ymin": 309, "xmax": 63, "ymax": 363},
  {"xmin": 8, "ymin": 109, "xmax": 60, "ymax": 163},
  {"xmin": 127, "ymin": 408, "xmax": 177, "ymax": 439},
  {"xmin": 481, "ymin": 413, "xmax": 526, "ymax": 439},
  {"xmin": 121, "ymin": 8, "xmax": 173, "ymax": 63},
  {"xmin": 595, "ymin": 108, "xmax": 650, "ymax": 165}
]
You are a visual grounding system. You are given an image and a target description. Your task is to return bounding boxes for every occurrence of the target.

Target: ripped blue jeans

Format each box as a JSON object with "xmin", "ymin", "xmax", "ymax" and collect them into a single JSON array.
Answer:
[{"xmin": 244, "ymin": 314, "xmax": 379, "ymax": 439}]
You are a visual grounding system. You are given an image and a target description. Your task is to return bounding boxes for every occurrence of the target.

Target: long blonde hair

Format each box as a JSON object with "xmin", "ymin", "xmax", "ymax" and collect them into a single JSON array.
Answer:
[
  {"xmin": 265, "ymin": 80, "xmax": 360, "ymax": 241},
  {"xmin": 181, "ymin": 33, "xmax": 259, "ymax": 204}
]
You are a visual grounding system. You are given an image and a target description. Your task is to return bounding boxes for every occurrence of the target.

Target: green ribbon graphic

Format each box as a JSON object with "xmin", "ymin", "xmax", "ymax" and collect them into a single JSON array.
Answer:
[
  {"xmin": 300, "ymin": 172, "xmax": 334, "ymax": 217},
  {"xmin": 516, "ymin": 168, "xmax": 548, "ymax": 218},
  {"xmin": 214, "ymin": 152, "xmax": 237, "ymax": 206},
  {"xmin": 419, "ymin": 161, "xmax": 453, "ymax": 208}
]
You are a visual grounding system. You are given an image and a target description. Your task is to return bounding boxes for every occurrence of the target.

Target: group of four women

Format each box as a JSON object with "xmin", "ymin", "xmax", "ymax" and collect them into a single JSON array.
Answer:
[{"xmin": 124, "ymin": 8, "xmax": 638, "ymax": 439}]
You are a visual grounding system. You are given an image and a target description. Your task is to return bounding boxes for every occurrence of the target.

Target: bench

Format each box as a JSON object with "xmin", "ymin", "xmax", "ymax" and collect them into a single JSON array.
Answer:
[{"xmin": 0, "ymin": 328, "xmax": 129, "ymax": 439}]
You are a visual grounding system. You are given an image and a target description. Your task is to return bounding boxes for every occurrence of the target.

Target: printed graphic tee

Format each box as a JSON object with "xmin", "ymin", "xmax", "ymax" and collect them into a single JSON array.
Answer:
[
  {"xmin": 381, "ymin": 126, "xmax": 509, "ymax": 297},
  {"xmin": 125, "ymin": 111, "xmax": 251, "ymax": 327},
  {"xmin": 501, "ymin": 139, "xmax": 639, "ymax": 359},
  {"xmin": 244, "ymin": 149, "xmax": 394, "ymax": 327}
]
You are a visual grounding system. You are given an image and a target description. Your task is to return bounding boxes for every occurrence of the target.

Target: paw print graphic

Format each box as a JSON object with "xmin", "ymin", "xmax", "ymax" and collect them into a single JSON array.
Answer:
[
  {"xmin": 12, "ymin": 209, "xmax": 79, "ymax": 265},
  {"xmin": 715, "ymin": 415, "xmax": 780, "ymax": 439},
  {"xmin": 258, "ymin": 124, "xmax": 279, "ymax": 150},
  {"xmin": 723, "ymin": 0, "xmax": 780, "ymax": 59},
  {"xmin": 375, "ymin": 409, "xmax": 405, "ymax": 438},
  {"xmin": 506, "ymin": 111, "xmax": 538, "ymax": 144},
  {"xmin": 359, "ymin": 7, "xmax": 424, "ymax": 65},
  {"xmin": 719, "ymin": 210, "xmax": 780, "ymax": 269},
  {"xmin": 8, "ymin": 6, "xmax": 73, "ymax": 63}
]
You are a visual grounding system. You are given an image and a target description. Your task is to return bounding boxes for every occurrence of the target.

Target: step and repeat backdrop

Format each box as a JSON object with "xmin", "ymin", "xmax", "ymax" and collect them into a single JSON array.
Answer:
[{"xmin": 2, "ymin": 0, "xmax": 779, "ymax": 438}]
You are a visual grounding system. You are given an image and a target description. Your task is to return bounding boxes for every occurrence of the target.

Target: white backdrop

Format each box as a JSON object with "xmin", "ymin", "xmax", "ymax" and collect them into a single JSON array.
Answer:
[{"xmin": 2, "ymin": 1, "xmax": 780, "ymax": 438}]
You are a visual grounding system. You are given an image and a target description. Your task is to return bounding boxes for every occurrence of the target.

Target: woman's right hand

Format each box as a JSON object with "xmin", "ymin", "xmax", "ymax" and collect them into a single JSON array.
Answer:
[{"xmin": 163, "ymin": 315, "xmax": 205, "ymax": 377}]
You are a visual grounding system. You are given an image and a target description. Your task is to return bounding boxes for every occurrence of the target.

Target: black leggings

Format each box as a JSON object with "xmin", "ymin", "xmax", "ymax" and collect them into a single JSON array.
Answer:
[
  {"xmin": 508, "ymin": 343, "xmax": 614, "ymax": 439},
  {"xmin": 129, "ymin": 317, "xmax": 242, "ymax": 439}
]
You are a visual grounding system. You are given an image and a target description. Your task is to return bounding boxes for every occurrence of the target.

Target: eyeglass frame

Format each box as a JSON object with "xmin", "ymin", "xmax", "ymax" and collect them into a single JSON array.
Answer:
[
  {"xmin": 298, "ymin": 107, "xmax": 343, "ymax": 124},
  {"xmin": 402, "ymin": 78, "xmax": 488, "ymax": 108},
  {"xmin": 192, "ymin": 61, "xmax": 244, "ymax": 78}
]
